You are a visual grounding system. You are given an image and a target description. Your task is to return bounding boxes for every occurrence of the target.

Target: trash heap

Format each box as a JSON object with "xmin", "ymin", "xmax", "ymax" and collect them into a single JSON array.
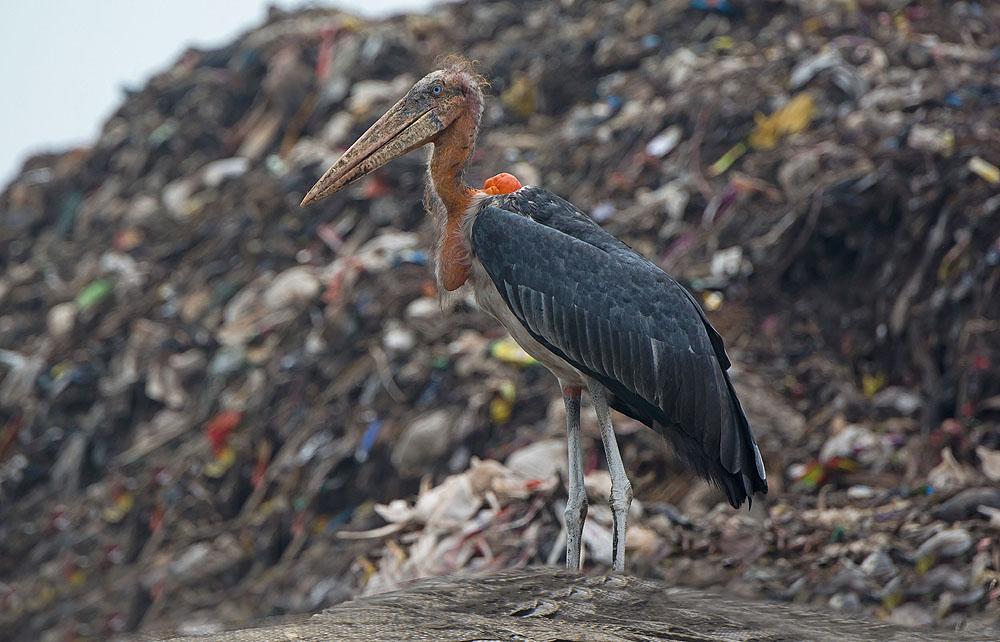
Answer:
[{"xmin": 1, "ymin": 0, "xmax": 998, "ymax": 639}]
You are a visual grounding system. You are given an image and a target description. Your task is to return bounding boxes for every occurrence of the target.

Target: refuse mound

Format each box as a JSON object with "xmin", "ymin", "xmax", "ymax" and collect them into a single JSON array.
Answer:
[{"xmin": 1, "ymin": 1, "xmax": 998, "ymax": 639}]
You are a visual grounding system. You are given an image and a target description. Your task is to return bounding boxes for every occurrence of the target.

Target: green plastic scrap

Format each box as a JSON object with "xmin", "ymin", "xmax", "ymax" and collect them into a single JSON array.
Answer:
[{"xmin": 76, "ymin": 279, "xmax": 113, "ymax": 310}]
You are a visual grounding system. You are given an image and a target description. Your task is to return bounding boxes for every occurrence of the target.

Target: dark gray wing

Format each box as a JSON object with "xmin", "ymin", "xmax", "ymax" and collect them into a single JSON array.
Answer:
[
  {"xmin": 488, "ymin": 187, "xmax": 733, "ymax": 369},
  {"xmin": 472, "ymin": 189, "xmax": 766, "ymax": 506}
]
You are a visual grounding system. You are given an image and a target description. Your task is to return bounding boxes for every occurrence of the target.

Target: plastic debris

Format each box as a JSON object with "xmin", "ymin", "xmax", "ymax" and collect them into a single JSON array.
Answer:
[
  {"xmin": 505, "ymin": 439, "xmax": 566, "ymax": 481},
  {"xmin": 489, "ymin": 338, "xmax": 538, "ymax": 367},
  {"xmin": 916, "ymin": 529, "xmax": 973, "ymax": 561},
  {"xmin": 46, "ymin": 302, "xmax": 77, "ymax": 338},
  {"xmin": 645, "ymin": 126, "xmax": 682, "ymax": 158},
  {"xmin": 975, "ymin": 446, "xmax": 1000, "ymax": 482},
  {"xmin": 75, "ymin": 279, "xmax": 113, "ymax": 311},
  {"xmin": 968, "ymin": 156, "xmax": 999, "ymax": 184},
  {"xmin": 488, "ymin": 381, "xmax": 517, "ymax": 425},
  {"xmin": 391, "ymin": 410, "xmax": 455, "ymax": 476},
  {"xmin": 748, "ymin": 94, "xmax": 815, "ymax": 150},
  {"xmin": 933, "ymin": 488, "xmax": 1000, "ymax": 522}
]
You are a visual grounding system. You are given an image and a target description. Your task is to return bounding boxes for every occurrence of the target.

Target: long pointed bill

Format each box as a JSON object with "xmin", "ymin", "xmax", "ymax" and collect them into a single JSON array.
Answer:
[{"xmin": 300, "ymin": 97, "xmax": 450, "ymax": 207}]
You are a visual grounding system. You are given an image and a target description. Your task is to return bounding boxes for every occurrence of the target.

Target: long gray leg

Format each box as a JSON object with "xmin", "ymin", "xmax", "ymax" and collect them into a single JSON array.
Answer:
[
  {"xmin": 561, "ymin": 382, "xmax": 587, "ymax": 570},
  {"xmin": 587, "ymin": 380, "xmax": 632, "ymax": 572}
]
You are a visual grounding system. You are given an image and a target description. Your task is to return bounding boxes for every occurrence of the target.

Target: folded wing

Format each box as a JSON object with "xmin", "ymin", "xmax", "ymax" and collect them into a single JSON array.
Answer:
[{"xmin": 471, "ymin": 190, "xmax": 766, "ymax": 506}]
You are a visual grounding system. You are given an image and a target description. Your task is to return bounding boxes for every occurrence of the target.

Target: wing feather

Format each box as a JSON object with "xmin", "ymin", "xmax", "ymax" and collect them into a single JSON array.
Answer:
[{"xmin": 471, "ymin": 190, "xmax": 767, "ymax": 506}]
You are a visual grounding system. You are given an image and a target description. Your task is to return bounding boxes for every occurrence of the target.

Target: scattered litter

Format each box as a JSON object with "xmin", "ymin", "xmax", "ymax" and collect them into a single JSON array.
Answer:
[
  {"xmin": 968, "ymin": 156, "xmax": 999, "ymax": 184},
  {"xmin": 748, "ymin": 94, "xmax": 816, "ymax": 150}
]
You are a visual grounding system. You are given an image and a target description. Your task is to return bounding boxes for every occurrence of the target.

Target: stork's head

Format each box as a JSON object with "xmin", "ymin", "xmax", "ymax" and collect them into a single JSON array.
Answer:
[{"xmin": 301, "ymin": 64, "xmax": 485, "ymax": 207}]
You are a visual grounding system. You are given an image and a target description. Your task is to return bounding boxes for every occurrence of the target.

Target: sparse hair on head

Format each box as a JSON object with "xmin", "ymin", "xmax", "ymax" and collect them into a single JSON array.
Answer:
[{"xmin": 434, "ymin": 54, "xmax": 491, "ymax": 92}]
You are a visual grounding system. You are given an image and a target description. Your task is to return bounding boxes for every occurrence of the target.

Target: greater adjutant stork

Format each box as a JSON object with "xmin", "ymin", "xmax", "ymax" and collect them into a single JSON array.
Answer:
[{"xmin": 301, "ymin": 60, "xmax": 767, "ymax": 572}]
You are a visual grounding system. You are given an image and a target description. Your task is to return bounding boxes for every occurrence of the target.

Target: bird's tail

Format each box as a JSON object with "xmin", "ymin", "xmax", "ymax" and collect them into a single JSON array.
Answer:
[
  {"xmin": 716, "ymin": 372, "xmax": 768, "ymax": 508},
  {"xmin": 604, "ymin": 368, "xmax": 768, "ymax": 509},
  {"xmin": 658, "ymin": 372, "xmax": 769, "ymax": 509}
]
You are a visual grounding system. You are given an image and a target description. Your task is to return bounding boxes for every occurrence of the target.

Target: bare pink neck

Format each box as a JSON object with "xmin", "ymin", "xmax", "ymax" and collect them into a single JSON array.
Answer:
[
  {"xmin": 429, "ymin": 108, "xmax": 478, "ymax": 215},
  {"xmin": 430, "ymin": 106, "xmax": 479, "ymax": 291}
]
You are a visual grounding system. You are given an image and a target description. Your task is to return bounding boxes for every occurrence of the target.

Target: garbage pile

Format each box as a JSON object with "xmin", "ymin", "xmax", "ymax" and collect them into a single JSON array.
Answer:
[{"xmin": 1, "ymin": 0, "xmax": 998, "ymax": 639}]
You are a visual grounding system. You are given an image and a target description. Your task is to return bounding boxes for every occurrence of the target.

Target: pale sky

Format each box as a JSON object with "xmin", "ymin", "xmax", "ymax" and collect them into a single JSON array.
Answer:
[{"xmin": 0, "ymin": 0, "xmax": 437, "ymax": 186}]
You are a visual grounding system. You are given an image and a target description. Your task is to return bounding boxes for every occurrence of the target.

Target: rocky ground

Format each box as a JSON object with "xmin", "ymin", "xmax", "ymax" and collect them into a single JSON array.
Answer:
[{"xmin": 1, "ymin": 0, "xmax": 998, "ymax": 639}]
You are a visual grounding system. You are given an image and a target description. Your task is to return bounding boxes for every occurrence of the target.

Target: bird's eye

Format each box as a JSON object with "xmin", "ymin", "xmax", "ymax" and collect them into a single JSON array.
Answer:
[{"xmin": 432, "ymin": 84, "xmax": 442, "ymax": 95}]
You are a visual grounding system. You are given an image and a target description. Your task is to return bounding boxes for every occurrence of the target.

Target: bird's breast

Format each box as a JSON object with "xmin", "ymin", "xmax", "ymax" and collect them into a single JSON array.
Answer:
[{"xmin": 467, "ymin": 257, "xmax": 585, "ymax": 386}]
